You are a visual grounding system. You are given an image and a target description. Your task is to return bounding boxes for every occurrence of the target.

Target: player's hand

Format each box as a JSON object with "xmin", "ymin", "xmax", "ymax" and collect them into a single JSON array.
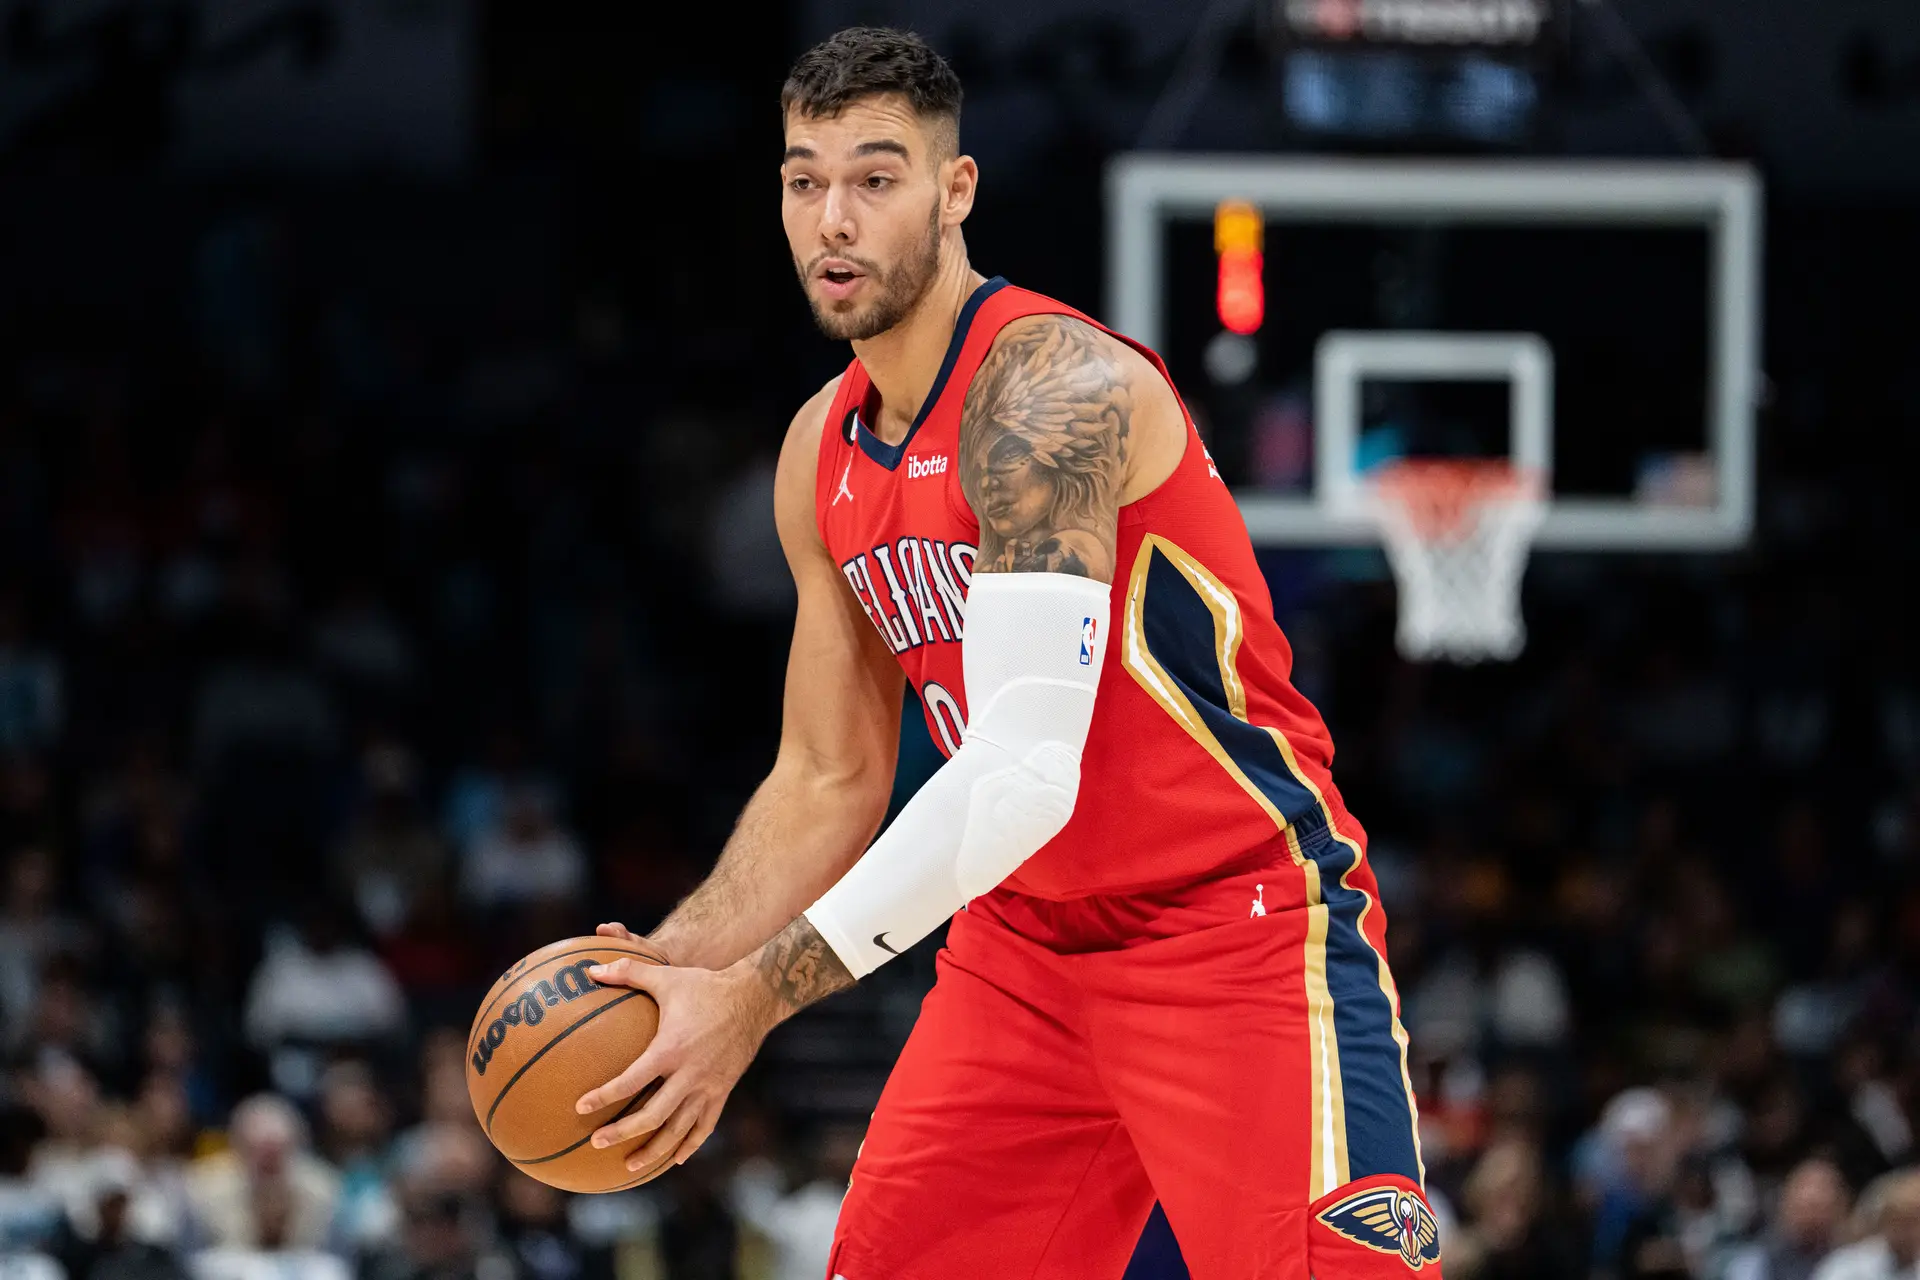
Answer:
[
  {"xmin": 599, "ymin": 920, "xmax": 675, "ymax": 968},
  {"xmin": 573, "ymin": 958, "xmax": 777, "ymax": 1175},
  {"xmin": 595, "ymin": 921, "xmax": 636, "ymax": 941}
]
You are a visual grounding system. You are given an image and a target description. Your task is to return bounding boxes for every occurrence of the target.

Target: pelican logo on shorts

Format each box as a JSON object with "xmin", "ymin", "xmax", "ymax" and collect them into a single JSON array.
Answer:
[
  {"xmin": 470, "ymin": 960, "xmax": 603, "ymax": 1077},
  {"xmin": 1079, "ymin": 617, "xmax": 1098, "ymax": 665},
  {"xmin": 906, "ymin": 453, "xmax": 948, "ymax": 479},
  {"xmin": 1316, "ymin": 1185, "xmax": 1442, "ymax": 1270}
]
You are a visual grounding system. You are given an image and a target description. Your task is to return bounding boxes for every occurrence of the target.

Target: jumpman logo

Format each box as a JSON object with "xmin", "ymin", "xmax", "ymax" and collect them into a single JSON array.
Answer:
[
  {"xmin": 832, "ymin": 457, "xmax": 855, "ymax": 507},
  {"xmin": 1251, "ymin": 883, "xmax": 1266, "ymax": 918}
]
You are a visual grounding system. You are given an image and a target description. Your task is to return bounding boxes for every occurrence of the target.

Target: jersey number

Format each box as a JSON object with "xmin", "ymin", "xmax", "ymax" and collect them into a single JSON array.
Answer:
[{"xmin": 922, "ymin": 681, "xmax": 966, "ymax": 756}]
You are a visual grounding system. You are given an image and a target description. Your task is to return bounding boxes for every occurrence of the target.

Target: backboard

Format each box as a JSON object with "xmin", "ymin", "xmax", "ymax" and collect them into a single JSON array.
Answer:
[{"xmin": 1105, "ymin": 157, "xmax": 1763, "ymax": 551}]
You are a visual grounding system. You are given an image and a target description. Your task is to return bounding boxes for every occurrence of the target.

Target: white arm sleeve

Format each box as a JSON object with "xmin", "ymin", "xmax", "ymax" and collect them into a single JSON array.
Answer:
[{"xmin": 802, "ymin": 573, "xmax": 1111, "ymax": 978}]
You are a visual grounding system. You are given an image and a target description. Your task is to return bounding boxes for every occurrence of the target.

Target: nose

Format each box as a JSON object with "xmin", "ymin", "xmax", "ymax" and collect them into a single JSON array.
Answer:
[{"xmin": 820, "ymin": 182, "xmax": 857, "ymax": 244}]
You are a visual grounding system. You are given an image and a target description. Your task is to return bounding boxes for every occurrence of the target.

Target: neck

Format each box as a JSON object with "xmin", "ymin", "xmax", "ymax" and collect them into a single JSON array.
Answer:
[{"xmin": 850, "ymin": 248, "xmax": 988, "ymax": 445}]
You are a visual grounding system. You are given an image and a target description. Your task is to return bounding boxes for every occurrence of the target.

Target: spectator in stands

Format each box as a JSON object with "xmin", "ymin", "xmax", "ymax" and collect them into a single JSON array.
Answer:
[
  {"xmin": 0, "ymin": 1103, "xmax": 61, "ymax": 1258},
  {"xmin": 189, "ymin": 630, "xmax": 339, "ymax": 773},
  {"xmin": 1813, "ymin": 1169, "xmax": 1920, "ymax": 1280},
  {"xmin": 1837, "ymin": 1040, "xmax": 1914, "ymax": 1173},
  {"xmin": 311, "ymin": 581, "xmax": 415, "ymax": 700},
  {"xmin": 331, "ymin": 744, "xmax": 447, "ymax": 941},
  {"xmin": 183, "ymin": 1095, "xmax": 337, "ymax": 1252},
  {"xmin": 1445, "ymin": 1136, "xmax": 1580, "ymax": 1280},
  {"xmin": 0, "ymin": 594, "xmax": 62, "ymax": 752},
  {"xmin": 0, "ymin": 846, "xmax": 89, "ymax": 1041},
  {"xmin": 655, "ymin": 1147, "xmax": 736, "ymax": 1280},
  {"xmin": 458, "ymin": 787, "xmax": 584, "ymax": 912},
  {"xmin": 729, "ymin": 1123, "xmax": 858, "ymax": 1280},
  {"xmin": 25, "ymin": 1055, "xmax": 107, "ymax": 1216},
  {"xmin": 73, "ymin": 1105, "xmax": 178, "ymax": 1248},
  {"xmin": 142, "ymin": 1005, "xmax": 222, "ymax": 1132},
  {"xmin": 57, "ymin": 1152, "xmax": 190, "ymax": 1280},
  {"xmin": 388, "ymin": 1125, "xmax": 492, "ymax": 1216},
  {"xmin": 76, "ymin": 740, "xmax": 189, "ymax": 901},
  {"xmin": 1586, "ymin": 1088, "xmax": 1691, "ymax": 1279},
  {"xmin": 241, "ymin": 904, "xmax": 406, "ymax": 1086},
  {"xmin": 111, "ymin": 1082, "xmax": 195, "ymax": 1249},
  {"xmin": 494, "ymin": 1170, "xmax": 610, "ymax": 1280},
  {"xmin": 375, "ymin": 882, "xmax": 480, "ymax": 1031},
  {"xmin": 1727, "ymin": 1156, "xmax": 1852, "ymax": 1280},
  {"xmin": 441, "ymin": 732, "xmax": 551, "ymax": 862},
  {"xmin": 389, "ymin": 1033, "xmax": 472, "ymax": 1179},
  {"xmin": 358, "ymin": 1125, "xmax": 507, "ymax": 1280},
  {"xmin": 315, "ymin": 1063, "xmax": 396, "ymax": 1254},
  {"xmin": 23, "ymin": 961, "xmax": 121, "ymax": 1084},
  {"xmin": 187, "ymin": 1175, "xmax": 351, "ymax": 1280}
]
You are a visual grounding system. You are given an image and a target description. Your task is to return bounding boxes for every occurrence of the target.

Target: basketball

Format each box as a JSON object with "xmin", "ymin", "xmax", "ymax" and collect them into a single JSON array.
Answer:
[{"xmin": 465, "ymin": 935, "xmax": 670, "ymax": 1192}]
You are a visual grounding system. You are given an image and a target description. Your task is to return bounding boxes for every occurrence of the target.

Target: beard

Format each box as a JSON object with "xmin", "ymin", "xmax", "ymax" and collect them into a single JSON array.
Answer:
[{"xmin": 797, "ymin": 202, "xmax": 943, "ymax": 342}]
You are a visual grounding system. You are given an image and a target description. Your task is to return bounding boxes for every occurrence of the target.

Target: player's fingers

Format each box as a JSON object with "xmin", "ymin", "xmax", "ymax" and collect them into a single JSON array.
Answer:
[
  {"xmin": 672, "ymin": 1104, "xmax": 722, "ymax": 1167},
  {"xmin": 595, "ymin": 922, "xmax": 635, "ymax": 941},
  {"xmin": 598, "ymin": 1070, "xmax": 686, "ymax": 1146},
  {"xmin": 626, "ymin": 1096, "xmax": 702, "ymax": 1174},
  {"xmin": 576, "ymin": 1043, "xmax": 670, "ymax": 1115},
  {"xmin": 587, "ymin": 957, "xmax": 667, "ymax": 993}
]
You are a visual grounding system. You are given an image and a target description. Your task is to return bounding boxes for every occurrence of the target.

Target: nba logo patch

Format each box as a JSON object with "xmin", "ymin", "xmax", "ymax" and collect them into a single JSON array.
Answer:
[{"xmin": 1079, "ymin": 617, "xmax": 1097, "ymax": 665}]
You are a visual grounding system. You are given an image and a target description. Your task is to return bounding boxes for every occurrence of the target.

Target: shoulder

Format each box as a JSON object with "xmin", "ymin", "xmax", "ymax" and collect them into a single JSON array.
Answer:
[
  {"xmin": 774, "ymin": 374, "xmax": 845, "ymax": 499},
  {"xmin": 972, "ymin": 312, "xmax": 1133, "ymax": 387},
  {"xmin": 773, "ymin": 374, "xmax": 846, "ymax": 552},
  {"xmin": 960, "ymin": 312, "xmax": 1137, "ymax": 432},
  {"xmin": 782, "ymin": 374, "xmax": 845, "ymax": 457},
  {"xmin": 961, "ymin": 311, "xmax": 1173, "ymax": 439},
  {"xmin": 978, "ymin": 311, "xmax": 1170, "ymax": 381}
]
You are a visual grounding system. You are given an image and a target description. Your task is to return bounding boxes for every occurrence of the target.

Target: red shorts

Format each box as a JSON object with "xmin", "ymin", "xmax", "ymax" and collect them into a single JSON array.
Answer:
[{"xmin": 827, "ymin": 834, "xmax": 1439, "ymax": 1280}]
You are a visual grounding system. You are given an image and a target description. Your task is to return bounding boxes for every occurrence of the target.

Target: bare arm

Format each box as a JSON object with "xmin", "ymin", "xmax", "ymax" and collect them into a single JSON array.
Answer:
[{"xmin": 642, "ymin": 382, "xmax": 905, "ymax": 974}]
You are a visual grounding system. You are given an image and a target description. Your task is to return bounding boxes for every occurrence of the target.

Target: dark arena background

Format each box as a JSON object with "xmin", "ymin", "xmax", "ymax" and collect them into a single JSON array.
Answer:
[{"xmin": 2, "ymin": 1, "xmax": 1919, "ymax": 1277}]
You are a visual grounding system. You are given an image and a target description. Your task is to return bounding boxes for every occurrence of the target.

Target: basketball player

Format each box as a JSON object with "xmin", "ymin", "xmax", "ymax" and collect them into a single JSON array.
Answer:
[{"xmin": 574, "ymin": 27, "xmax": 1440, "ymax": 1279}]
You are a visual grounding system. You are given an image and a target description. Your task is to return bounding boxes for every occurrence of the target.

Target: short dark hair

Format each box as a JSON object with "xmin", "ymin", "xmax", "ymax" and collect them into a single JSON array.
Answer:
[{"xmin": 781, "ymin": 27, "xmax": 963, "ymax": 155}]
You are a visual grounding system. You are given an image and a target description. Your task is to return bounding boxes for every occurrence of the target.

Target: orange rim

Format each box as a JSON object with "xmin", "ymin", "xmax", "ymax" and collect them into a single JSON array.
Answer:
[{"xmin": 1370, "ymin": 459, "xmax": 1541, "ymax": 540}]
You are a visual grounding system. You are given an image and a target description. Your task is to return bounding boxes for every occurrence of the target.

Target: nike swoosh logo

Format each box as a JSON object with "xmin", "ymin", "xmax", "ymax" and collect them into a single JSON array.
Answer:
[{"xmin": 872, "ymin": 933, "xmax": 899, "ymax": 955}]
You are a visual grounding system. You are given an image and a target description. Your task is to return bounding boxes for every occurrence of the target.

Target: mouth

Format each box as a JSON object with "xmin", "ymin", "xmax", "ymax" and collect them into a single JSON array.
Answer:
[{"xmin": 815, "ymin": 259, "xmax": 869, "ymax": 302}]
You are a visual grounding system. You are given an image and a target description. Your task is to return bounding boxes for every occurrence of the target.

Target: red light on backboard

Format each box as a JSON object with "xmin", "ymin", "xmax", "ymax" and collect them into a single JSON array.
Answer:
[
  {"xmin": 1218, "ymin": 253, "xmax": 1265, "ymax": 334},
  {"xmin": 1214, "ymin": 200, "xmax": 1265, "ymax": 335}
]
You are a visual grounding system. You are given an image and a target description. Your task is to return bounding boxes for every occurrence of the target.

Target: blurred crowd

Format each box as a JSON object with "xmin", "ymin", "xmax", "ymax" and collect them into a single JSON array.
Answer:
[{"xmin": 0, "ymin": 171, "xmax": 860, "ymax": 1275}]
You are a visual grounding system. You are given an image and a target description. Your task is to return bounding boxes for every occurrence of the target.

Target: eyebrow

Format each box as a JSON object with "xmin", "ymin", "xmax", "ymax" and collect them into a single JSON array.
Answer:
[{"xmin": 782, "ymin": 139, "xmax": 913, "ymax": 164}]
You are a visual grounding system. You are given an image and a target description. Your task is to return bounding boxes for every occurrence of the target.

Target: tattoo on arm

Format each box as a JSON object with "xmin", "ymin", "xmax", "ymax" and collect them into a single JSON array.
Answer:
[
  {"xmin": 958, "ymin": 315, "xmax": 1132, "ymax": 583},
  {"xmin": 753, "ymin": 915, "xmax": 855, "ymax": 1019}
]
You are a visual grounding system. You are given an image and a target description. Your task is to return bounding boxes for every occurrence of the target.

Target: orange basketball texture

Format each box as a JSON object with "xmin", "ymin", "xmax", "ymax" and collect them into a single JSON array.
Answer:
[{"xmin": 466, "ymin": 935, "xmax": 670, "ymax": 1192}]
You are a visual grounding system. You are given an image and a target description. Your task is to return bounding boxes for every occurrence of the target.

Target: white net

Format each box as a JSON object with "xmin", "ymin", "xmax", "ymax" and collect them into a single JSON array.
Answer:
[{"xmin": 1368, "ymin": 461, "xmax": 1546, "ymax": 664}]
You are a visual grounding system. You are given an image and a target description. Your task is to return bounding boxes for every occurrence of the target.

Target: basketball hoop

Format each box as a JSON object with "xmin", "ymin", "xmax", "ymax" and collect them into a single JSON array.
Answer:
[{"xmin": 1367, "ymin": 460, "xmax": 1545, "ymax": 663}]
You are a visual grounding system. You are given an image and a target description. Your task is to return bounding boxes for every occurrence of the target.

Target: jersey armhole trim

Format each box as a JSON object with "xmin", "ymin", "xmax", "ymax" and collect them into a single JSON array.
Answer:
[{"xmin": 814, "ymin": 368, "xmax": 863, "ymax": 549}]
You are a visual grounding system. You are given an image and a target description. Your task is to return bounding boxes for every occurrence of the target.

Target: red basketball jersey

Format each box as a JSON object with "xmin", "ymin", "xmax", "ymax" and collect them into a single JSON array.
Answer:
[{"xmin": 814, "ymin": 278, "xmax": 1371, "ymax": 903}]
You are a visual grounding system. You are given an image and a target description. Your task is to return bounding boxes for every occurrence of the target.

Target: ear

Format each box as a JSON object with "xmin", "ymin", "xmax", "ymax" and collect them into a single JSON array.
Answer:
[{"xmin": 942, "ymin": 154, "xmax": 979, "ymax": 227}]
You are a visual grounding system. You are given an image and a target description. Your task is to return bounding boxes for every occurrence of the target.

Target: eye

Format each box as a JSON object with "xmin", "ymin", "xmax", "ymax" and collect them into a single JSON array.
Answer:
[
  {"xmin": 863, "ymin": 174, "xmax": 893, "ymax": 190},
  {"xmin": 788, "ymin": 175, "xmax": 816, "ymax": 192}
]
